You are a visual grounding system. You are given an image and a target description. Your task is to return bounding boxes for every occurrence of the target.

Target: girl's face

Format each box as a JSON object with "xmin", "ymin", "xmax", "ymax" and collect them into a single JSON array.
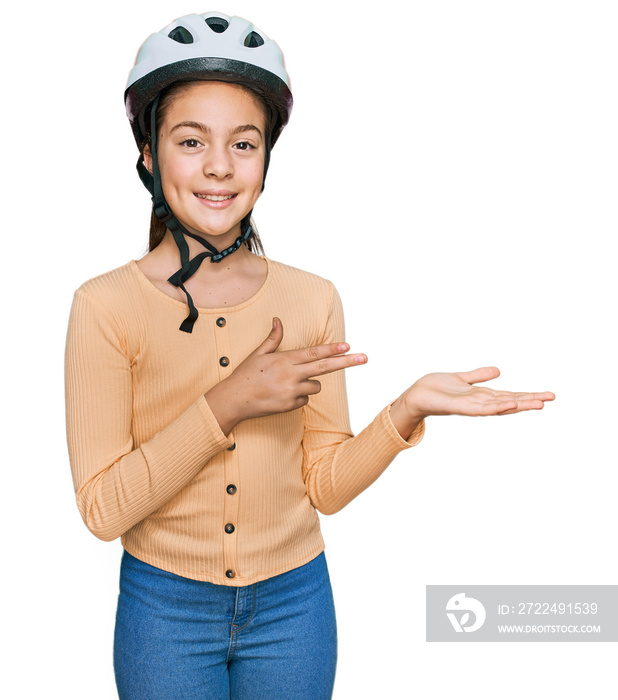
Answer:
[{"xmin": 149, "ymin": 81, "xmax": 267, "ymax": 245}]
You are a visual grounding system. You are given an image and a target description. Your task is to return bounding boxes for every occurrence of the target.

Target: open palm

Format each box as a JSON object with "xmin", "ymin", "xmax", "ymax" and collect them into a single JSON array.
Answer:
[{"xmin": 404, "ymin": 366, "xmax": 555, "ymax": 419}]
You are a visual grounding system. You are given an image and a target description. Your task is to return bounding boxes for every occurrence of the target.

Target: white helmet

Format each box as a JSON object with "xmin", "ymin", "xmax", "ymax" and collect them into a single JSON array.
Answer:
[{"xmin": 125, "ymin": 12, "xmax": 293, "ymax": 148}]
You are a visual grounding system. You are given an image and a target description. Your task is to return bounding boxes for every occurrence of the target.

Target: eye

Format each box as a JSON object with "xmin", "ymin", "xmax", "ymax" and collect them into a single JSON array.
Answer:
[
  {"xmin": 180, "ymin": 138, "xmax": 201, "ymax": 149},
  {"xmin": 234, "ymin": 141, "xmax": 255, "ymax": 151}
]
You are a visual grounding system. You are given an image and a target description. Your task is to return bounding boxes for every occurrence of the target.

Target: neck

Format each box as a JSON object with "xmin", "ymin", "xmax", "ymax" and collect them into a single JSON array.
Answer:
[{"xmin": 158, "ymin": 228, "xmax": 254, "ymax": 274}]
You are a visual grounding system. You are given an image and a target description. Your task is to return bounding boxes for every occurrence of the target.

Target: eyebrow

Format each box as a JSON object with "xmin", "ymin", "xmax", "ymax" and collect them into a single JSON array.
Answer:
[{"xmin": 169, "ymin": 121, "xmax": 263, "ymax": 139}]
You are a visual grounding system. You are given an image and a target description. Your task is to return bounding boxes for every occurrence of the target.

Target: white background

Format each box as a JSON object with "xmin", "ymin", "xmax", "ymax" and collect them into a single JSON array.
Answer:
[{"xmin": 3, "ymin": 0, "xmax": 616, "ymax": 697}]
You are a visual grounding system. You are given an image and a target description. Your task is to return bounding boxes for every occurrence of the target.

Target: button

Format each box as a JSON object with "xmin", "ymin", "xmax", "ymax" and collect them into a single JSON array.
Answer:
[
  {"xmin": 226, "ymin": 484, "xmax": 237, "ymax": 495},
  {"xmin": 226, "ymin": 569, "xmax": 235, "ymax": 579},
  {"xmin": 219, "ymin": 356, "xmax": 230, "ymax": 367},
  {"xmin": 225, "ymin": 523, "xmax": 235, "ymax": 534},
  {"xmin": 227, "ymin": 442, "xmax": 236, "ymax": 451},
  {"xmin": 216, "ymin": 317, "xmax": 226, "ymax": 327}
]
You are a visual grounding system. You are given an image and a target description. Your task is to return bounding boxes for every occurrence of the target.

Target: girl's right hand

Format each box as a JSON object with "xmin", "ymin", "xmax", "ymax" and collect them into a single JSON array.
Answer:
[{"xmin": 204, "ymin": 317, "xmax": 367, "ymax": 435}]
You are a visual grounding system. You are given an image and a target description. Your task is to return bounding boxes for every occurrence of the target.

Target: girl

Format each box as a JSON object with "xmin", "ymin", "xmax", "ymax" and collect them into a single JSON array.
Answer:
[{"xmin": 65, "ymin": 12, "xmax": 554, "ymax": 699}]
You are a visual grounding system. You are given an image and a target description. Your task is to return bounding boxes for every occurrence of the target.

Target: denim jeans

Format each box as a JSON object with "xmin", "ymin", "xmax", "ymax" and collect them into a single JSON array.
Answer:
[{"xmin": 113, "ymin": 550, "xmax": 338, "ymax": 699}]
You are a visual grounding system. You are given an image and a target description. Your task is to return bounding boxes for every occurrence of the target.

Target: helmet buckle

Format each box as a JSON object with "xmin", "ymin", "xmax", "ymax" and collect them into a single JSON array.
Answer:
[{"xmin": 153, "ymin": 201, "xmax": 172, "ymax": 223}]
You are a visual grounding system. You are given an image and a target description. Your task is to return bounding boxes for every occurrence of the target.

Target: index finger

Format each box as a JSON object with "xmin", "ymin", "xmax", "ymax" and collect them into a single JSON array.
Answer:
[{"xmin": 287, "ymin": 342, "xmax": 352, "ymax": 365}]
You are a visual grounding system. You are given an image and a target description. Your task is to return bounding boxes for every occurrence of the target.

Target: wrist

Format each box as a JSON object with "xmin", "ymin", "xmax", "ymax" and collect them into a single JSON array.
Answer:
[
  {"xmin": 390, "ymin": 393, "xmax": 426, "ymax": 441},
  {"xmin": 204, "ymin": 379, "xmax": 244, "ymax": 437},
  {"xmin": 402, "ymin": 386, "xmax": 429, "ymax": 423}
]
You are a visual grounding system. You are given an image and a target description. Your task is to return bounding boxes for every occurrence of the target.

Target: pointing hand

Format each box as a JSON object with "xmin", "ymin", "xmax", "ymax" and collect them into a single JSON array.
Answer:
[{"xmin": 205, "ymin": 318, "xmax": 367, "ymax": 434}]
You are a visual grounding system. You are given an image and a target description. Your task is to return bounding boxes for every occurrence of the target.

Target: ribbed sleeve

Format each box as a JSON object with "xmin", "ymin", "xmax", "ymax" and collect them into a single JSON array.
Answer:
[
  {"xmin": 304, "ymin": 404, "xmax": 424, "ymax": 514},
  {"xmin": 65, "ymin": 258, "xmax": 424, "ymax": 585},
  {"xmin": 65, "ymin": 288, "xmax": 233, "ymax": 541},
  {"xmin": 301, "ymin": 284, "xmax": 425, "ymax": 514}
]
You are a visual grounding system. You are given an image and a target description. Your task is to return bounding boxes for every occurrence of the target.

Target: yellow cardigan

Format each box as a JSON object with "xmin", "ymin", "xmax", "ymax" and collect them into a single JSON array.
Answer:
[{"xmin": 65, "ymin": 257, "xmax": 424, "ymax": 586}]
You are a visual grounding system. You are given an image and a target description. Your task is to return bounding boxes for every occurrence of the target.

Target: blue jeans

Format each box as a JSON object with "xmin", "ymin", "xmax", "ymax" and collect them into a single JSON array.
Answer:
[{"xmin": 113, "ymin": 550, "xmax": 338, "ymax": 699}]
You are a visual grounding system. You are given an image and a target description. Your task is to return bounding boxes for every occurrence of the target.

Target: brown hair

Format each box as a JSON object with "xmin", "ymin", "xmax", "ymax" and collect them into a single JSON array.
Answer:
[{"xmin": 142, "ymin": 80, "xmax": 268, "ymax": 254}]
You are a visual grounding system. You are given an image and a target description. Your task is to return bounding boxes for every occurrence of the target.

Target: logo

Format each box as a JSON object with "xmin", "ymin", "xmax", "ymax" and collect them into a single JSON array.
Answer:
[{"xmin": 446, "ymin": 592, "xmax": 486, "ymax": 633}]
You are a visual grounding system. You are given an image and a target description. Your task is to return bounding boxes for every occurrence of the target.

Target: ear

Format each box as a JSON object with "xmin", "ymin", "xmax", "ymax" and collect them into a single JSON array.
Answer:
[{"xmin": 142, "ymin": 144, "xmax": 153, "ymax": 175}]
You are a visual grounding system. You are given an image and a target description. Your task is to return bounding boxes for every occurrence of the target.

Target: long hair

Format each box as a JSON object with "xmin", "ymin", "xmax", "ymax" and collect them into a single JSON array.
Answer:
[{"xmin": 142, "ymin": 81, "xmax": 267, "ymax": 254}]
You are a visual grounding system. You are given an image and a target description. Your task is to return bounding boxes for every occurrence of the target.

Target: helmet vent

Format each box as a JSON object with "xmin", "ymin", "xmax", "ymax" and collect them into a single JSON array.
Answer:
[
  {"xmin": 244, "ymin": 31, "xmax": 264, "ymax": 48},
  {"xmin": 168, "ymin": 26, "xmax": 194, "ymax": 44},
  {"xmin": 205, "ymin": 17, "xmax": 229, "ymax": 33}
]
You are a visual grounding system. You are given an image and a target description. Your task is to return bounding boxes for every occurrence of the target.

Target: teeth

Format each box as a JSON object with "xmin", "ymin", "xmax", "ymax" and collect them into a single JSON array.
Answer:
[{"xmin": 195, "ymin": 194, "xmax": 235, "ymax": 201}]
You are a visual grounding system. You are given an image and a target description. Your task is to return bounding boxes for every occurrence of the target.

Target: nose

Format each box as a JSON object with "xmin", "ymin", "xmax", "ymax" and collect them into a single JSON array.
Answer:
[{"xmin": 203, "ymin": 143, "xmax": 233, "ymax": 179}]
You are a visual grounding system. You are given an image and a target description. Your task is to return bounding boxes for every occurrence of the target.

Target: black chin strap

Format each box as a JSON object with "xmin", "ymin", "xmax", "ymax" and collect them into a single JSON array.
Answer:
[
  {"xmin": 165, "ymin": 224, "xmax": 253, "ymax": 332},
  {"xmin": 137, "ymin": 94, "xmax": 254, "ymax": 333}
]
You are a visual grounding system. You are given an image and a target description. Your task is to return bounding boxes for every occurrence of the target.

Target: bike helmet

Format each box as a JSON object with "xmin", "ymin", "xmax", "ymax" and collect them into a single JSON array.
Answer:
[{"xmin": 125, "ymin": 12, "xmax": 293, "ymax": 332}]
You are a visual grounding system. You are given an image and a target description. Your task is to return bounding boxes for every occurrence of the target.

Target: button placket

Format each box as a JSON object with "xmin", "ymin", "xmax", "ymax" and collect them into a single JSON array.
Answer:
[
  {"xmin": 213, "ymin": 314, "xmax": 240, "ymax": 580},
  {"xmin": 222, "ymin": 434, "xmax": 240, "ymax": 577},
  {"xmin": 213, "ymin": 315, "xmax": 232, "ymax": 377}
]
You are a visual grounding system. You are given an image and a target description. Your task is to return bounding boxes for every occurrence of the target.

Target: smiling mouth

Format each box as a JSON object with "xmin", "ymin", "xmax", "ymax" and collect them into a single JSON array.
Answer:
[{"xmin": 194, "ymin": 193, "xmax": 237, "ymax": 201}]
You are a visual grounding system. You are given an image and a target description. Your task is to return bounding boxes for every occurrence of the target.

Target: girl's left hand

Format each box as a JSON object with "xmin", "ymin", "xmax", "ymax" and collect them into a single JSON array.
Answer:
[{"xmin": 390, "ymin": 367, "xmax": 555, "ymax": 439}]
